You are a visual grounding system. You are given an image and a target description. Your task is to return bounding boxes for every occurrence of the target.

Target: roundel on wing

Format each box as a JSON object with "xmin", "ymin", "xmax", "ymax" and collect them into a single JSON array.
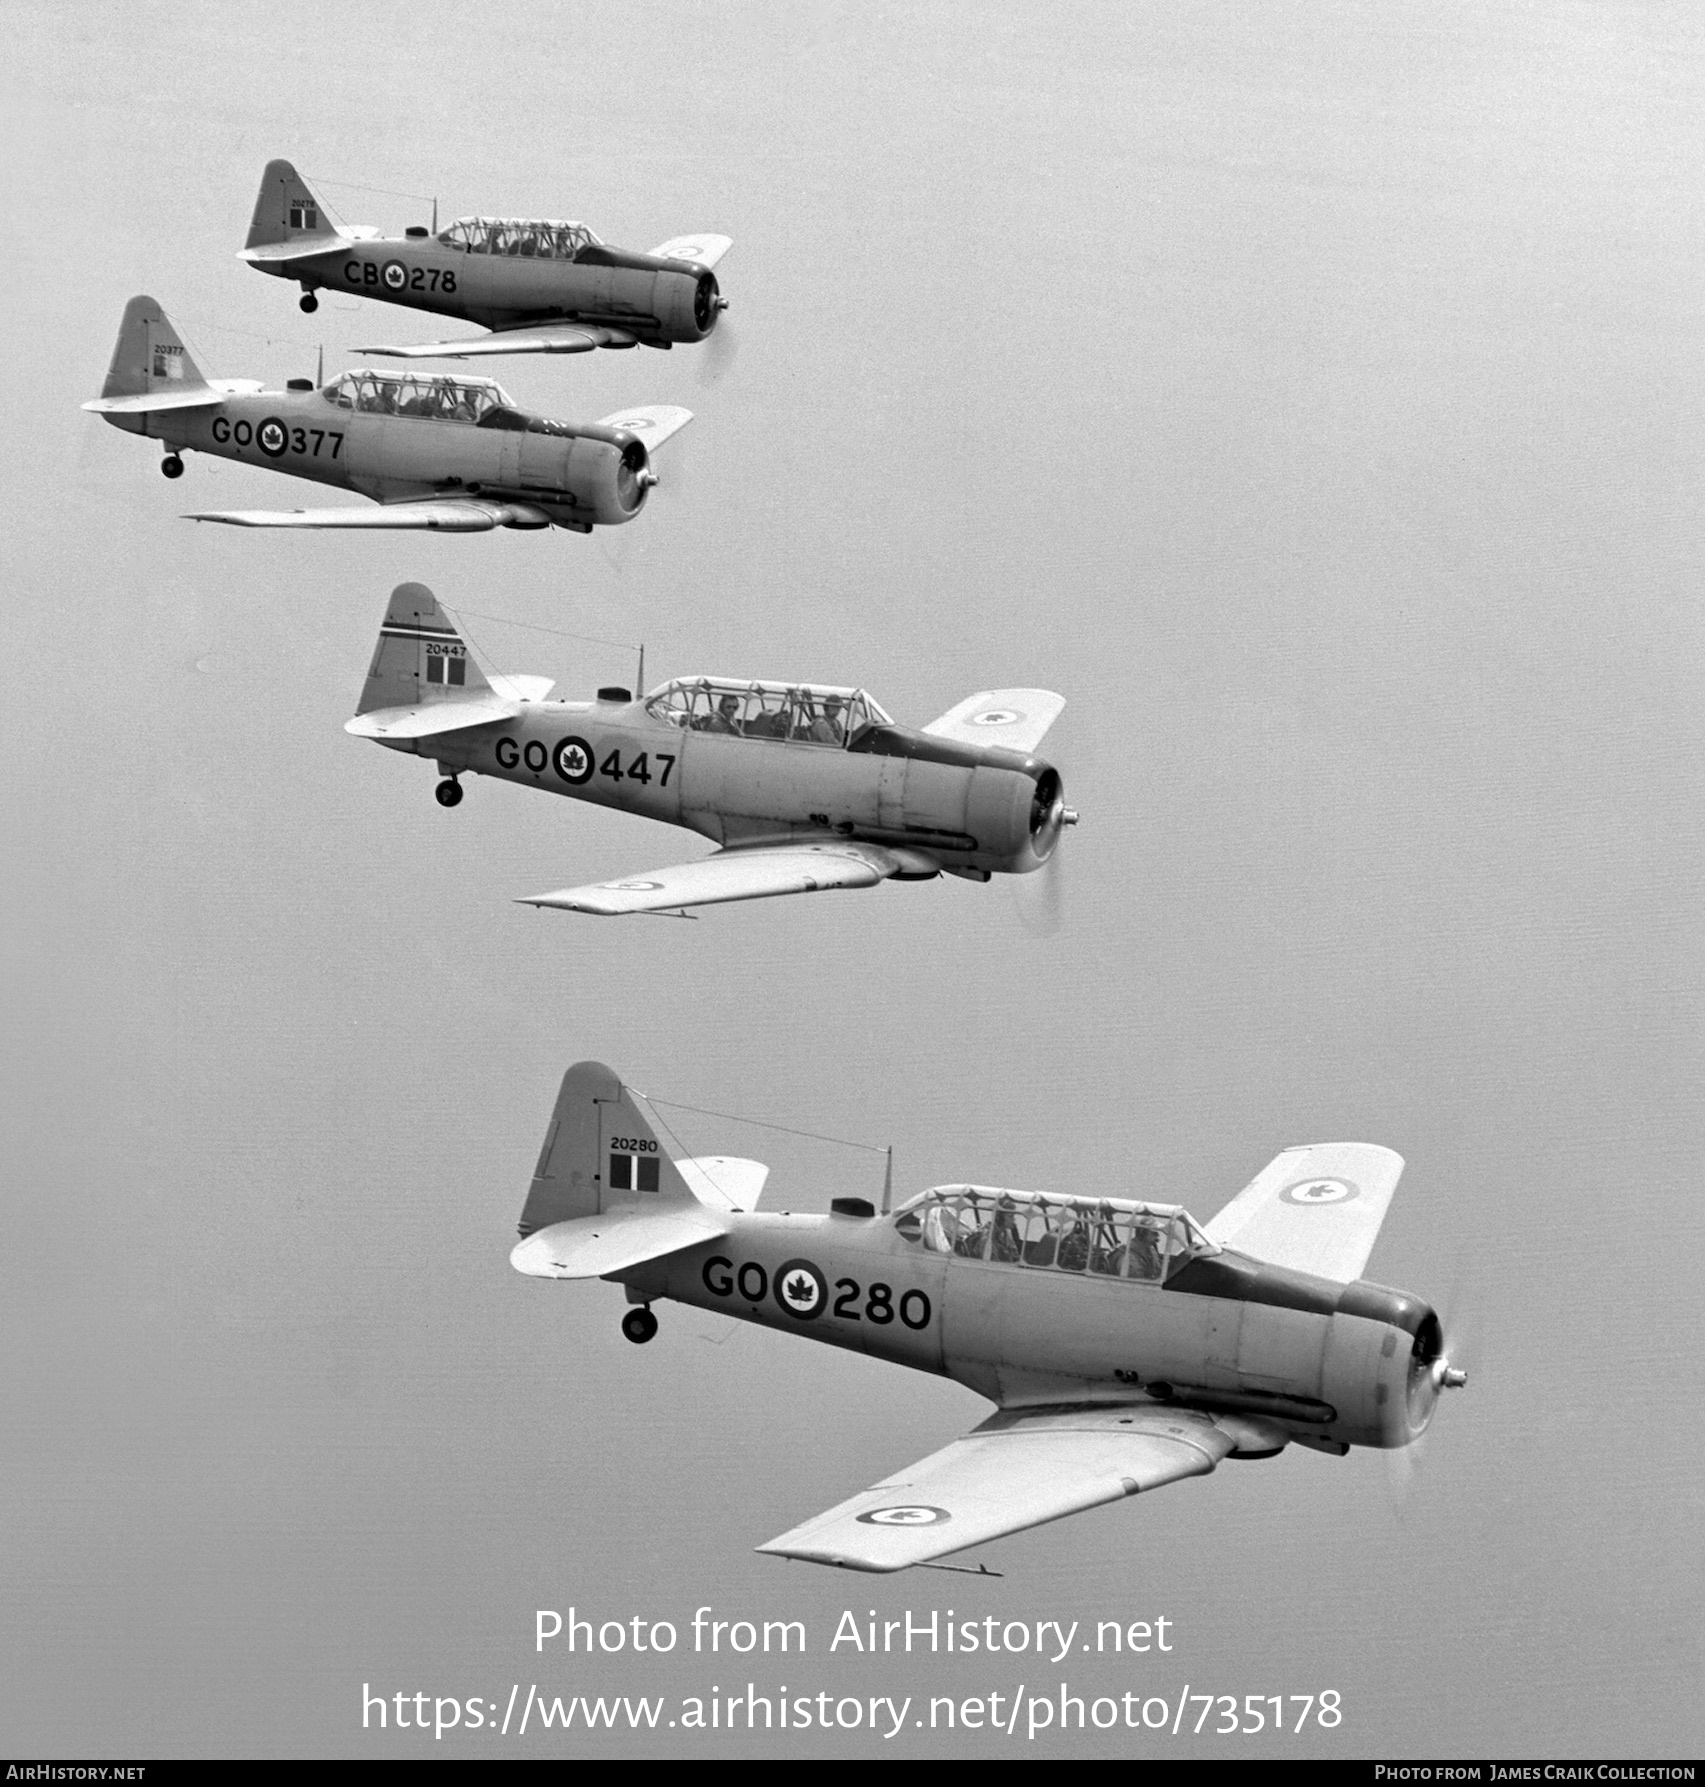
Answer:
[
  {"xmin": 1279, "ymin": 1177, "xmax": 1359, "ymax": 1206},
  {"xmin": 382, "ymin": 259, "xmax": 408, "ymax": 291},
  {"xmin": 602, "ymin": 880, "xmax": 663, "ymax": 892},
  {"xmin": 856, "ymin": 1505, "xmax": 951, "ymax": 1527},
  {"xmin": 774, "ymin": 1258, "xmax": 828, "ymax": 1321},
  {"xmin": 554, "ymin": 736, "xmax": 594, "ymax": 785},
  {"xmin": 257, "ymin": 417, "xmax": 288, "ymax": 459},
  {"xmin": 969, "ymin": 708, "xmax": 1023, "ymax": 727}
]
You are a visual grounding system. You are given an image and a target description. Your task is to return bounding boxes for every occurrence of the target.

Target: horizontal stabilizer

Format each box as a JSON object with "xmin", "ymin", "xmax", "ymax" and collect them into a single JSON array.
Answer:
[
  {"xmin": 1203, "ymin": 1143, "xmax": 1404, "ymax": 1284},
  {"xmin": 675, "ymin": 1156, "xmax": 769, "ymax": 1213},
  {"xmin": 519, "ymin": 841, "xmax": 899, "ymax": 917},
  {"xmin": 758, "ymin": 1405, "xmax": 1235, "ymax": 1573},
  {"xmin": 596, "ymin": 405, "xmax": 693, "ymax": 452},
  {"xmin": 487, "ymin": 673, "xmax": 555, "ymax": 703},
  {"xmin": 650, "ymin": 233, "xmax": 734, "ymax": 270},
  {"xmin": 510, "ymin": 1206, "xmax": 731, "ymax": 1279},
  {"xmin": 923, "ymin": 690, "xmax": 1066, "ymax": 756},
  {"xmin": 344, "ymin": 693, "xmax": 521, "ymax": 740},
  {"xmin": 186, "ymin": 498, "xmax": 551, "ymax": 531},
  {"xmin": 357, "ymin": 323, "xmax": 636, "ymax": 359},
  {"xmin": 83, "ymin": 378, "xmax": 263, "ymax": 416},
  {"xmin": 237, "ymin": 238, "xmax": 348, "ymax": 264}
]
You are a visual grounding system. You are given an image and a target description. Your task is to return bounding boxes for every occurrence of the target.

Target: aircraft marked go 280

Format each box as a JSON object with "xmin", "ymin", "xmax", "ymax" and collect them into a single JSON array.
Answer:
[{"xmin": 508, "ymin": 1061, "xmax": 1467, "ymax": 1573}]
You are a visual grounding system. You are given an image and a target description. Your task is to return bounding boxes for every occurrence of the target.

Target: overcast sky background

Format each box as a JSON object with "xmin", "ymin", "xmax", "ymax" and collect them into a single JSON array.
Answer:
[{"xmin": 5, "ymin": 0, "xmax": 1701, "ymax": 1758}]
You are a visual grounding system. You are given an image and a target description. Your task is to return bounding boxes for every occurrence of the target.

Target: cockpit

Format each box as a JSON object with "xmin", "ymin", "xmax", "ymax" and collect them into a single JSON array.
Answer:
[
  {"xmin": 322, "ymin": 370, "xmax": 514, "ymax": 423},
  {"xmin": 893, "ymin": 1186, "xmax": 1219, "ymax": 1285},
  {"xmin": 437, "ymin": 217, "xmax": 603, "ymax": 260},
  {"xmin": 644, "ymin": 678, "xmax": 892, "ymax": 747}
]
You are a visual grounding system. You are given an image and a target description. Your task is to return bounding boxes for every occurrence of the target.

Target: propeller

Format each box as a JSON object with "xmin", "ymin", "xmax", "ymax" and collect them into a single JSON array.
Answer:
[
  {"xmin": 702, "ymin": 316, "xmax": 739, "ymax": 383},
  {"xmin": 1011, "ymin": 842, "xmax": 1068, "ymax": 937},
  {"xmin": 1386, "ymin": 1266, "xmax": 1473, "ymax": 1515},
  {"xmin": 1010, "ymin": 779, "xmax": 1077, "ymax": 937}
]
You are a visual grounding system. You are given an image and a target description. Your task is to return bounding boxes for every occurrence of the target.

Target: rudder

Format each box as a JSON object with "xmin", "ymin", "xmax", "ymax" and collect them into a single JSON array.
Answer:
[
  {"xmin": 355, "ymin": 583, "xmax": 492, "ymax": 715},
  {"xmin": 518, "ymin": 1062, "xmax": 698, "ymax": 1236},
  {"xmin": 244, "ymin": 158, "xmax": 338, "ymax": 252},
  {"xmin": 99, "ymin": 296, "xmax": 210, "ymax": 400}
]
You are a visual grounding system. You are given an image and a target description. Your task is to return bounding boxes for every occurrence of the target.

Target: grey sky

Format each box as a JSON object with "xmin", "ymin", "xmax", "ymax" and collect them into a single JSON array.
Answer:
[{"xmin": 4, "ymin": 0, "xmax": 1700, "ymax": 1757}]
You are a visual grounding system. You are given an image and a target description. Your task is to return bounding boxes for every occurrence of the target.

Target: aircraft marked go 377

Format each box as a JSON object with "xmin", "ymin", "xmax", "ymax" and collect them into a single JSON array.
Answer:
[{"xmin": 83, "ymin": 300, "xmax": 690, "ymax": 534}]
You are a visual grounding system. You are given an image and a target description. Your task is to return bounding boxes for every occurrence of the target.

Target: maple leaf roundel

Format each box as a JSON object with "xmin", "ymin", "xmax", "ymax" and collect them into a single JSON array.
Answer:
[{"xmin": 773, "ymin": 1258, "xmax": 828, "ymax": 1321}]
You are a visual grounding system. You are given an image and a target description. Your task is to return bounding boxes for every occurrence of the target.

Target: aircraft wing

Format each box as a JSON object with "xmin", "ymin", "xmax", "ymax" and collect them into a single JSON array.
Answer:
[
  {"xmin": 757, "ymin": 1404, "xmax": 1235, "ymax": 1573},
  {"xmin": 356, "ymin": 323, "xmax": 637, "ymax": 359},
  {"xmin": 650, "ymin": 233, "xmax": 733, "ymax": 269},
  {"xmin": 1202, "ymin": 1143, "xmax": 1405, "ymax": 1283},
  {"xmin": 184, "ymin": 498, "xmax": 550, "ymax": 532},
  {"xmin": 923, "ymin": 690, "xmax": 1066, "ymax": 755},
  {"xmin": 596, "ymin": 405, "xmax": 694, "ymax": 452},
  {"xmin": 510, "ymin": 1205, "xmax": 731, "ymax": 1279},
  {"xmin": 518, "ymin": 841, "xmax": 901, "ymax": 917}
]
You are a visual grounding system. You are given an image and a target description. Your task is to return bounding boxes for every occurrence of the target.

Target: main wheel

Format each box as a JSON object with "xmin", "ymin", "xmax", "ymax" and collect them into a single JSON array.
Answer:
[
  {"xmin": 299, "ymin": 291, "xmax": 319, "ymax": 314},
  {"xmin": 621, "ymin": 1307, "xmax": 658, "ymax": 1345},
  {"xmin": 434, "ymin": 780, "xmax": 463, "ymax": 808},
  {"xmin": 160, "ymin": 455, "xmax": 184, "ymax": 479}
]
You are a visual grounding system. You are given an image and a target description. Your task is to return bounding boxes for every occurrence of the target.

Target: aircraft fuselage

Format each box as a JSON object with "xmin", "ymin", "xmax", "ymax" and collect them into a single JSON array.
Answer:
[
  {"xmin": 615, "ymin": 1209, "xmax": 1444, "ymax": 1455},
  {"xmin": 401, "ymin": 697, "xmax": 1064, "ymax": 875},
  {"xmin": 99, "ymin": 388, "xmax": 650, "ymax": 530},
  {"xmin": 257, "ymin": 237, "xmax": 719, "ymax": 345}
]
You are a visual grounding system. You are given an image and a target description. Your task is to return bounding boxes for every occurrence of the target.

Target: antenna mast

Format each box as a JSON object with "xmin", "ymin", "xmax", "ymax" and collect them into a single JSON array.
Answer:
[{"xmin": 880, "ymin": 1146, "xmax": 893, "ymax": 1215}]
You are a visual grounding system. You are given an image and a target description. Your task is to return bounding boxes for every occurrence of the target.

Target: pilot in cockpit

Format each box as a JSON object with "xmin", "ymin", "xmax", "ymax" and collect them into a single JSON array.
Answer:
[
  {"xmin": 1127, "ymin": 1218, "xmax": 1165, "ymax": 1282},
  {"xmin": 989, "ymin": 1197, "xmax": 1023, "ymax": 1264},
  {"xmin": 695, "ymin": 692, "xmax": 742, "ymax": 735},
  {"xmin": 811, "ymin": 696, "xmax": 846, "ymax": 745}
]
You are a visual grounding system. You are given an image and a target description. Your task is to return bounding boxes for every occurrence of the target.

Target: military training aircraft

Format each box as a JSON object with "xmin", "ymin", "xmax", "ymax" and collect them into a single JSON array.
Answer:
[
  {"xmin": 240, "ymin": 159, "xmax": 731, "ymax": 361},
  {"xmin": 83, "ymin": 299, "xmax": 690, "ymax": 533},
  {"xmin": 347, "ymin": 582, "xmax": 1077, "ymax": 915},
  {"xmin": 510, "ymin": 1061, "xmax": 1467, "ymax": 1573}
]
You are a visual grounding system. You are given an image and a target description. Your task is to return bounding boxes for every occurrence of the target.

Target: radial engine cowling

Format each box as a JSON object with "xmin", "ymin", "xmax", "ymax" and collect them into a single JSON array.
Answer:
[
  {"xmin": 959, "ymin": 760, "xmax": 1068, "ymax": 873},
  {"xmin": 653, "ymin": 267, "xmax": 723, "ymax": 342},
  {"xmin": 557, "ymin": 427, "xmax": 654, "ymax": 525},
  {"xmin": 1318, "ymin": 1290, "xmax": 1449, "ymax": 1449}
]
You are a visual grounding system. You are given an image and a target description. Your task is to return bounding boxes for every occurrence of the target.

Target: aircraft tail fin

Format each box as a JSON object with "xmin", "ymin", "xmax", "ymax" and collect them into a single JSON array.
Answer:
[
  {"xmin": 515, "ymin": 1061, "xmax": 690, "ymax": 1236},
  {"xmin": 355, "ymin": 583, "xmax": 493, "ymax": 713},
  {"xmin": 97, "ymin": 296, "xmax": 211, "ymax": 401},
  {"xmin": 346, "ymin": 584, "xmax": 558, "ymax": 740},
  {"xmin": 510, "ymin": 1062, "xmax": 769, "ymax": 1277},
  {"xmin": 243, "ymin": 158, "xmax": 341, "ymax": 254}
]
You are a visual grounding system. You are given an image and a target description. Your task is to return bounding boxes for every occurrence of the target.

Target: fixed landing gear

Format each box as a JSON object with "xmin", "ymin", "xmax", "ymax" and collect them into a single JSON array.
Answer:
[
  {"xmin": 434, "ymin": 778, "xmax": 463, "ymax": 808},
  {"xmin": 299, "ymin": 288, "xmax": 319, "ymax": 314},
  {"xmin": 621, "ymin": 1306, "xmax": 658, "ymax": 1345},
  {"xmin": 160, "ymin": 455, "xmax": 184, "ymax": 479}
]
